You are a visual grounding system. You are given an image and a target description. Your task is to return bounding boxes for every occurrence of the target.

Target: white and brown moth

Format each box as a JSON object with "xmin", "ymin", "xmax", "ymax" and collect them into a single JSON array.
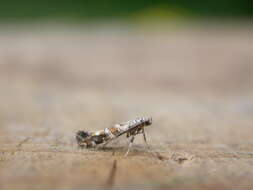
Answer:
[{"xmin": 76, "ymin": 117, "xmax": 152, "ymax": 156}]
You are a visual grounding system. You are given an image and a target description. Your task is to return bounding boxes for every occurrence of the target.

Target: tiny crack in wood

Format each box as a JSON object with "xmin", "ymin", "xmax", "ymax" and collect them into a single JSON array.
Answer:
[{"xmin": 105, "ymin": 159, "xmax": 117, "ymax": 189}]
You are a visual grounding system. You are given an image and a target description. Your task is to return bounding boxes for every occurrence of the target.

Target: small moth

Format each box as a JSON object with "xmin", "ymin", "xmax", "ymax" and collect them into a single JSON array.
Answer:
[{"xmin": 76, "ymin": 117, "xmax": 152, "ymax": 156}]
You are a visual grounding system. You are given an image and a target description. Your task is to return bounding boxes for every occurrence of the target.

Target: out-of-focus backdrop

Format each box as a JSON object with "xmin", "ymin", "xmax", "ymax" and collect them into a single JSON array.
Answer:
[
  {"xmin": 0, "ymin": 1, "xmax": 253, "ymax": 190},
  {"xmin": 0, "ymin": 0, "xmax": 253, "ymax": 20}
]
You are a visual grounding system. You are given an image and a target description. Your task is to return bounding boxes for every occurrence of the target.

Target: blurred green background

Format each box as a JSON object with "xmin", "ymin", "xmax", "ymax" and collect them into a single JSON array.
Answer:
[{"xmin": 0, "ymin": 0, "xmax": 252, "ymax": 21}]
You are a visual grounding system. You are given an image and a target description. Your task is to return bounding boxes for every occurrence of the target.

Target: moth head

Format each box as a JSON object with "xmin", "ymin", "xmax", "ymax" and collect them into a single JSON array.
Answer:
[
  {"xmin": 76, "ymin": 130, "xmax": 91, "ymax": 146},
  {"xmin": 144, "ymin": 117, "xmax": 152, "ymax": 126}
]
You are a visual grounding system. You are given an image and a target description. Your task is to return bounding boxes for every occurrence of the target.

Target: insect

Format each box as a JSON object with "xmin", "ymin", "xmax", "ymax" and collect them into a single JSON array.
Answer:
[{"xmin": 76, "ymin": 117, "xmax": 152, "ymax": 156}]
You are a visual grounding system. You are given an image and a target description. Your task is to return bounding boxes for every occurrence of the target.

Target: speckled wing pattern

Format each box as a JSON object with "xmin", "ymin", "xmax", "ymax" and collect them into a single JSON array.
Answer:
[{"xmin": 76, "ymin": 117, "xmax": 152, "ymax": 148}]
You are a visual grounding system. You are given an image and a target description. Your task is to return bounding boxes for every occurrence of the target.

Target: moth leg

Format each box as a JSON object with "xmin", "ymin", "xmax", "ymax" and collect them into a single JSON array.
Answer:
[
  {"xmin": 142, "ymin": 128, "xmax": 148, "ymax": 145},
  {"xmin": 124, "ymin": 135, "xmax": 135, "ymax": 157},
  {"xmin": 102, "ymin": 141, "xmax": 110, "ymax": 148},
  {"xmin": 93, "ymin": 143, "xmax": 100, "ymax": 150},
  {"xmin": 141, "ymin": 129, "xmax": 157, "ymax": 158},
  {"xmin": 142, "ymin": 128, "xmax": 153, "ymax": 152},
  {"xmin": 102, "ymin": 138, "xmax": 115, "ymax": 148},
  {"xmin": 77, "ymin": 143, "xmax": 86, "ymax": 149}
]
